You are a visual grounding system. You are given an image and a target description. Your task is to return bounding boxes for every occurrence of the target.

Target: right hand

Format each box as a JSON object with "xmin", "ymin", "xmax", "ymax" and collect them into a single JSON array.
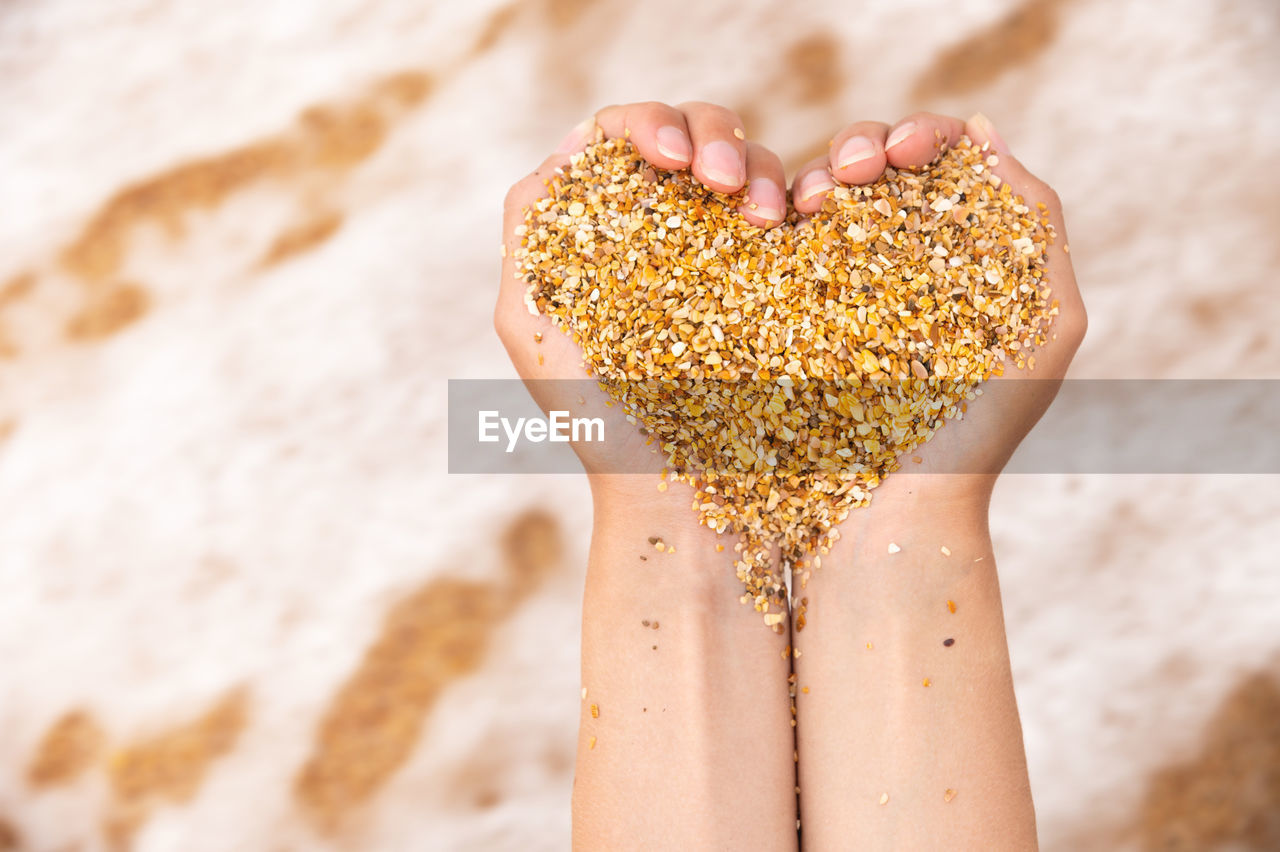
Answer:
[{"xmin": 792, "ymin": 111, "xmax": 1088, "ymax": 515}]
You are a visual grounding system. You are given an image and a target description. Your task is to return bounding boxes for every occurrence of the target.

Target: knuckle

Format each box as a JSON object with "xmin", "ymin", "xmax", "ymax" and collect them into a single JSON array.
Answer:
[
  {"xmin": 1036, "ymin": 180, "xmax": 1061, "ymax": 207},
  {"xmin": 502, "ymin": 182, "xmax": 523, "ymax": 211},
  {"xmin": 1071, "ymin": 303, "xmax": 1089, "ymax": 341},
  {"xmin": 719, "ymin": 107, "xmax": 745, "ymax": 126},
  {"xmin": 492, "ymin": 297, "xmax": 520, "ymax": 341},
  {"xmin": 504, "ymin": 169, "xmax": 554, "ymax": 214},
  {"xmin": 492, "ymin": 304, "xmax": 507, "ymax": 340},
  {"xmin": 505, "ymin": 171, "xmax": 543, "ymax": 206},
  {"xmin": 1056, "ymin": 300, "xmax": 1088, "ymax": 345},
  {"xmin": 744, "ymin": 140, "xmax": 778, "ymax": 162},
  {"xmin": 838, "ymin": 121, "xmax": 889, "ymax": 142},
  {"xmin": 678, "ymin": 100, "xmax": 735, "ymax": 124},
  {"xmin": 903, "ymin": 111, "xmax": 962, "ymax": 141},
  {"xmin": 899, "ymin": 111, "xmax": 942, "ymax": 131}
]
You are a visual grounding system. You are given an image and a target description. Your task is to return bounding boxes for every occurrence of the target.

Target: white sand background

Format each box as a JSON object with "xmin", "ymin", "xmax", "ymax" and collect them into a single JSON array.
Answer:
[{"xmin": 1, "ymin": 0, "xmax": 1278, "ymax": 849}]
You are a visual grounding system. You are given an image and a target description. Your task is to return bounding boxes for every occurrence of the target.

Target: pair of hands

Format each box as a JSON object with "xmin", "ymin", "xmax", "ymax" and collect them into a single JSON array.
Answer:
[{"xmin": 496, "ymin": 101, "xmax": 1087, "ymax": 522}]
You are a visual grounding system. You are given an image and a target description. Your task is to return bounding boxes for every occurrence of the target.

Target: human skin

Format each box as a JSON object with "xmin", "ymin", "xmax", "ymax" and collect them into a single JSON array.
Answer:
[
  {"xmin": 495, "ymin": 103, "xmax": 1086, "ymax": 849},
  {"xmin": 498, "ymin": 101, "xmax": 802, "ymax": 851},
  {"xmin": 788, "ymin": 113, "xmax": 1086, "ymax": 850}
]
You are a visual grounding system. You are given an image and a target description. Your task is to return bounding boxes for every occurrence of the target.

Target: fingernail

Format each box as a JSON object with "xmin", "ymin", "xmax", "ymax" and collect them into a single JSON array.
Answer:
[
  {"xmin": 884, "ymin": 122, "xmax": 918, "ymax": 151},
  {"xmin": 969, "ymin": 113, "xmax": 1009, "ymax": 155},
  {"xmin": 699, "ymin": 140, "xmax": 744, "ymax": 187},
  {"xmin": 836, "ymin": 135, "xmax": 876, "ymax": 169},
  {"xmin": 746, "ymin": 177, "xmax": 785, "ymax": 221},
  {"xmin": 797, "ymin": 169, "xmax": 835, "ymax": 204},
  {"xmin": 555, "ymin": 117, "xmax": 596, "ymax": 153},
  {"xmin": 655, "ymin": 125, "xmax": 692, "ymax": 162}
]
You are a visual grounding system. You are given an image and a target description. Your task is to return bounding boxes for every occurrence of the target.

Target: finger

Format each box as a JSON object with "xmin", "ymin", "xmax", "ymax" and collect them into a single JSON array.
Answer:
[
  {"xmin": 500, "ymin": 150, "xmax": 574, "ymax": 305},
  {"xmin": 553, "ymin": 114, "xmax": 599, "ymax": 155},
  {"xmin": 496, "ymin": 146, "xmax": 596, "ymax": 379},
  {"xmin": 676, "ymin": 100, "xmax": 748, "ymax": 193},
  {"xmin": 882, "ymin": 112, "xmax": 967, "ymax": 169},
  {"xmin": 593, "ymin": 102, "xmax": 692, "ymax": 169},
  {"xmin": 791, "ymin": 156, "xmax": 834, "ymax": 215},
  {"xmin": 965, "ymin": 112, "xmax": 1087, "ymax": 367},
  {"xmin": 964, "ymin": 112, "xmax": 1068, "ymax": 255},
  {"xmin": 739, "ymin": 141, "xmax": 787, "ymax": 227},
  {"xmin": 964, "ymin": 112, "xmax": 1051, "ymax": 202},
  {"xmin": 827, "ymin": 120, "xmax": 890, "ymax": 188}
]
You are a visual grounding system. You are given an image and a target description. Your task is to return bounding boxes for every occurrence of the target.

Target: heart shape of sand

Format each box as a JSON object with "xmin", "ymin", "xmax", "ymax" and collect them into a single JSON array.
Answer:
[{"xmin": 516, "ymin": 133, "xmax": 1056, "ymax": 621}]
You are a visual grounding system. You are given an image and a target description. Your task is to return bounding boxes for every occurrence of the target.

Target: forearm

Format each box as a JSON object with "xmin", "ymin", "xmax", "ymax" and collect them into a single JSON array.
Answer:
[
  {"xmin": 573, "ymin": 477, "xmax": 799, "ymax": 851},
  {"xmin": 792, "ymin": 478, "xmax": 1037, "ymax": 850}
]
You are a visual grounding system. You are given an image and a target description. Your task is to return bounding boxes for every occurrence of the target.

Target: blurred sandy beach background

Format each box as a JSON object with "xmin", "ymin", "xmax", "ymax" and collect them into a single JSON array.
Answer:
[{"xmin": 1, "ymin": 0, "xmax": 1278, "ymax": 849}]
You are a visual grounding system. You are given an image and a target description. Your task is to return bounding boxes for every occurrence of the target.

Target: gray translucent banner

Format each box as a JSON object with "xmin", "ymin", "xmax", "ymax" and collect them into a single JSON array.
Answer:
[{"xmin": 447, "ymin": 379, "xmax": 1280, "ymax": 474}]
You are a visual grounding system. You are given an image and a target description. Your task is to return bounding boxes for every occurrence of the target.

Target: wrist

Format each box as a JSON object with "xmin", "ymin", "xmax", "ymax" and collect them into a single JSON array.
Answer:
[
  {"xmin": 588, "ymin": 473, "xmax": 745, "ymax": 600},
  {"xmin": 807, "ymin": 473, "xmax": 995, "ymax": 617},
  {"xmin": 589, "ymin": 473, "xmax": 705, "ymax": 533},
  {"xmin": 836, "ymin": 472, "xmax": 992, "ymax": 538},
  {"xmin": 826, "ymin": 482, "xmax": 990, "ymax": 566}
]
